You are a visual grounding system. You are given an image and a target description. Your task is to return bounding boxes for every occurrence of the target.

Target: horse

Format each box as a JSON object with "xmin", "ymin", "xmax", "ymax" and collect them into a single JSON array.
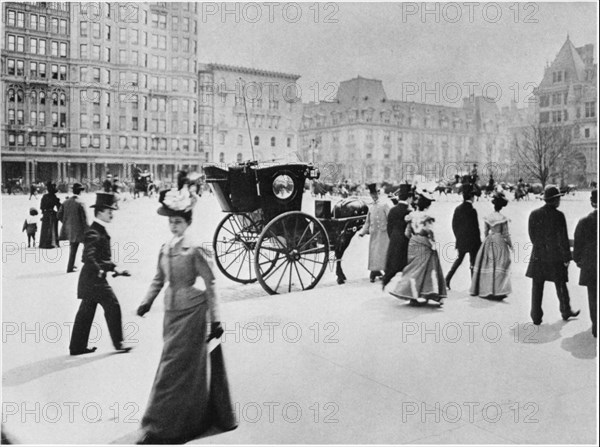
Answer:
[{"xmin": 317, "ymin": 197, "xmax": 369, "ymax": 285}]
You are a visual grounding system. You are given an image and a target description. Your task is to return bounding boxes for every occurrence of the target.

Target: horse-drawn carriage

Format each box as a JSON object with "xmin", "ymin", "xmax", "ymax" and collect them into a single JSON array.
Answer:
[
  {"xmin": 205, "ymin": 161, "xmax": 368, "ymax": 294},
  {"xmin": 133, "ymin": 172, "xmax": 155, "ymax": 198}
]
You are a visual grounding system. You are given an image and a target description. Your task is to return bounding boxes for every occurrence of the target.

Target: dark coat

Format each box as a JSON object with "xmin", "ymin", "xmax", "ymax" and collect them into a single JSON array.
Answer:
[
  {"xmin": 526, "ymin": 204, "xmax": 571, "ymax": 282},
  {"xmin": 573, "ymin": 209, "xmax": 597, "ymax": 287},
  {"xmin": 58, "ymin": 195, "xmax": 89, "ymax": 243},
  {"xmin": 452, "ymin": 201, "xmax": 481, "ymax": 252},
  {"xmin": 39, "ymin": 192, "xmax": 61, "ymax": 248},
  {"xmin": 77, "ymin": 221, "xmax": 117, "ymax": 299},
  {"xmin": 385, "ymin": 202, "xmax": 411, "ymax": 272}
]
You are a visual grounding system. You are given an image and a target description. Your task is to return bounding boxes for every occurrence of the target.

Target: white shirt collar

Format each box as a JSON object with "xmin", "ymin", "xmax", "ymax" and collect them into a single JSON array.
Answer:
[{"xmin": 169, "ymin": 235, "xmax": 184, "ymax": 248}]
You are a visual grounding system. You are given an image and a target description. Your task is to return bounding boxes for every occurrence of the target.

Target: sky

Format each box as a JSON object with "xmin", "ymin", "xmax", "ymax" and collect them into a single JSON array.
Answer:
[{"xmin": 197, "ymin": 1, "xmax": 598, "ymax": 108}]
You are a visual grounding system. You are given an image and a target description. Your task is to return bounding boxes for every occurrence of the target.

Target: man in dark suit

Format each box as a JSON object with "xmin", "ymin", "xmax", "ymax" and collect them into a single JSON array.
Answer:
[
  {"xmin": 573, "ymin": 189, "xmax": 597, "ymax": 337},
  {"xmin": 102, "ymin": 173, "xmax": 113, "ymax": 193},
  {"xmin": 69, "ymin": 193, "xmax": 133, "ymax": 355},
  {"xmin": 382, "ymin": 184, "xmax": 412, "ymax": 289},
  {"xmin": 58, "ymin": 183, "xmax": 88, "ymax": 273},
  {"xmin": 527, "ymin": 185, "xmax": 579, "ymax": 325},
  {"xmin": 445, "ymin": 184, "xmax": 481, "ymax": 289}
]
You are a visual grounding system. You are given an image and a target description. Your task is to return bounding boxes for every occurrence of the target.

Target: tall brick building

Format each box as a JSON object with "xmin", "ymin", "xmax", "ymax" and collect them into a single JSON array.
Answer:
[{"xmin": 1, "ymin": 2, "xmax": 201, "ymax": 187}]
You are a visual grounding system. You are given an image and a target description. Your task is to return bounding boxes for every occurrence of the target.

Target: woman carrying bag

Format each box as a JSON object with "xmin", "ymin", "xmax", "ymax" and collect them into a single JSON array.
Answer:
[{"xmin": 136, "ymin": 173, "xmax": 236, "ymax": 444}]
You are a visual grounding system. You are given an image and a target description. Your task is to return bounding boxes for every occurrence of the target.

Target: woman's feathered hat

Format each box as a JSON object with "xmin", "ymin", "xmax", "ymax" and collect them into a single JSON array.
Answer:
[
  {"xmin": 157, "ymin": 171, "xmax": 196, "ymax": 217},
  {"xmin": 492, "ymin": 191, "xmax": 508, "ymax": 207}
]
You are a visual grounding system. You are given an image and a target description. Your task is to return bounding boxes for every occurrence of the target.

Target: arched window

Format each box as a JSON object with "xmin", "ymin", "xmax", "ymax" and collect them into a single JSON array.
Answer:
[
  {"xmin": 17, "ymin": 89, "xmax": 24, "ymax": 103},
  {"xmin": 39, "ymin": 91, "xmax": 46, "ymax": 104},
  {"xmin": 254, "ymin": 136, "xmax": 259, "ymax": 146},
  {"xmin": 60, "ymin": 93, "xmax": 66, "ymax": 106},
  {"xmin": 30, "ymin": 90, "xmax": 37, "ymax": 104},
  {"xmin": 270, "ymin": 137, "xmax": 276, "ymax": 147},
  {"xmin": 8, "ymin": 89, "xmax": 15, "ymax": 102},
  {"xmin": 52, "ymin": 92, "xmax": 59, "ymax": 106},
  {"xmin": 237, "ymin": 134, "xmax": 243, "ymax": 146},
  {"xmin": 219, "ymin": 152, "xmax": 225, "ymax": 163},
  {"xmin": 237, "ymin": 153, "xmax": 243, "ymax": 163}
]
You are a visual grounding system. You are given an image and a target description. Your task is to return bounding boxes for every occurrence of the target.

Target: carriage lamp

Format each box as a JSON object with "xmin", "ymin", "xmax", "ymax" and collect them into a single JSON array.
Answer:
[{"xmin": 308, "ymin": 167, "xmax": 320, "ymax": 180}]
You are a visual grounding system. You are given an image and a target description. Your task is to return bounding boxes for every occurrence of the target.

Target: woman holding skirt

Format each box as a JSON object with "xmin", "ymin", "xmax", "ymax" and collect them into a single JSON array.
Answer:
[
  {"xmin": 136, "ymin": 178, "xmax": 234, "ymax": 444},
  {"xmin": 390, "ymin": 196, "xmax": 447, "ymax": 306},
  {"xmin": 470, "ymin": 192, "xmax": 512, "ymax": 299}
]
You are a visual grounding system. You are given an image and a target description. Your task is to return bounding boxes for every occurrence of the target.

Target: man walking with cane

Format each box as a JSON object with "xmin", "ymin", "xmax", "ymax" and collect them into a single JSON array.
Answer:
[{"xmin": 69, "ymin": 192, "xmax": 133, "ymax": 355}]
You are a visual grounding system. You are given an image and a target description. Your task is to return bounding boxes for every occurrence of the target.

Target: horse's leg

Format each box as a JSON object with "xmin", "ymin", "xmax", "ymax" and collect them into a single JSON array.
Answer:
[{"xmin": 335, "ymin": 233, "xmax": 353, "ymax": 284}]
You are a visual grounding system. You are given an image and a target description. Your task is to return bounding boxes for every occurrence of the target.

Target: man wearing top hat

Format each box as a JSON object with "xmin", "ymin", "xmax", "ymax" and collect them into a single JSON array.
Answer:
[
  {"xmin": 58, "ymin": 183, "xmax": 88, "ymax": 273},
  {"xmin": 382, "ymin": 183, "xmax": 412, "ymax": 288},
  {"xmin": 527, "ymin": 185, "xmax": 580, "ymax": 325},
  {"xmin": 359, "ymin": 183, "xmax": 392, "ymax": 282},
  {"xmin": 69, "ymin": 192, "xmax": 133, "ymax": 355},
  {"xmin": 445, "ymin": 183, "xmax": 481, "ymax": 289},
  {"xmin": 573, "ymin": 189, "xmax": 597, "ymax": 337}
]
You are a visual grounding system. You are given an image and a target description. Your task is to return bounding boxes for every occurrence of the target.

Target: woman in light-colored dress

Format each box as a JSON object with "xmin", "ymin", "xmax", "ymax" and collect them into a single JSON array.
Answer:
[{"xmin": 470, "ymin": 192, "xmax": 513, "ymax": 299}]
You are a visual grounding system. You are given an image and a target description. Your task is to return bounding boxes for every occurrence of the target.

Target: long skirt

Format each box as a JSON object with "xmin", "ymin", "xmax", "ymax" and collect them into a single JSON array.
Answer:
[
  {"xmin": 470, "ymin": 234, "xmax": 512, "ymax": 298},
  {"xmin": 39, "ymin": 211, "xmax": 59, "ymax": 249},
  {"xmin": 390, "ymin": 235, "xmax": 447, "ymax": 302},
  {"xmin": 141, "ymin": 303, "xmax": 210, "ymax": 441}
]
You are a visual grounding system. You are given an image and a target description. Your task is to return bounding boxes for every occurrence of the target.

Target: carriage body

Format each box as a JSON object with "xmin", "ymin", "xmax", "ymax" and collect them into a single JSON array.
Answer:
[{"xmin": 205, "ymin": 161, "xmax": 369, "ymax": 294}]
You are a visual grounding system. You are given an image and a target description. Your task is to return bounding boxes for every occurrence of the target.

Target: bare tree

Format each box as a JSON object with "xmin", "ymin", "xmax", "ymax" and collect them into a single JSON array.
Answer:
[{"xmin": 514, "ymin": 123, "xmax": 574, "ymax": 187}]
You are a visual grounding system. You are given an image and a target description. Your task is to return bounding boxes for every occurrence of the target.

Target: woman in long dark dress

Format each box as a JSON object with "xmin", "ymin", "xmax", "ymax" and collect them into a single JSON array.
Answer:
[
  {"xmin": 136, "ymin": 177, "xmax": 235, "ymax": 444},
  {"xmin": 39, "ymin": 182, "xmax": 61, "ymax": 249}
]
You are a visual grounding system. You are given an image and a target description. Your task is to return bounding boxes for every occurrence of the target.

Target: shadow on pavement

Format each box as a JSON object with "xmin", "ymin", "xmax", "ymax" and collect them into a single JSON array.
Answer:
[
  {"xmin": 561, "ymin": 330, "xmax": 598, "ymax": 359},
  {"xmin": 509, "ymin": 320, "xmax": 566, "ymax": 345},
  {"xmin": 3, "ymin": 353, "xmax": 114, "ymax": 387},
  {"xmin": 467, "ymin": 295, "xmax": 511, "ymax": 309}
]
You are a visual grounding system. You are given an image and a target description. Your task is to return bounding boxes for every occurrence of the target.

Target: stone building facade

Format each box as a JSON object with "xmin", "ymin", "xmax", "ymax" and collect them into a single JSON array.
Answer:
[
  {"xmin": 532, "ymin": 37, "xmax": 597, "ymax": 185},
  {"xmin": 299, "ymin": 76, "xmax": 521, "ymax": 184},
  {"xmin": 198, "ymin": 63, "xmax": 302, "ymax": 165}
]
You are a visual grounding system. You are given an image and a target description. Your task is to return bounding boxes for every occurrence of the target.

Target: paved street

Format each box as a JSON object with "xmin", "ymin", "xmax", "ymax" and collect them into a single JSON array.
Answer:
[{"xmin": 2, "ymin": 190, "xmax": 597, "ymax": 444}]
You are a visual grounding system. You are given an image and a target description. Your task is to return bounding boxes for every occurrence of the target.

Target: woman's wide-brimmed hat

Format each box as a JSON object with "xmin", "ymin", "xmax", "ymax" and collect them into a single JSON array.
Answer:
[
  {"xmin": 542, "ymin": 185, "xmax": 564, "ymax": 200},
  {"xmin": 417, "ymin": 189, "xmax": 436, "ymax": 202},
  {"xmin": 492, "ymin": 191, "xmax": 508, "ymax": 207},
  {"xmin": 72, "ymin": 182, "xmax": 85, "ymax": 193},
  {"xmin": 157, "ymin": 188, "xmax": 194, "ymax": 217}
]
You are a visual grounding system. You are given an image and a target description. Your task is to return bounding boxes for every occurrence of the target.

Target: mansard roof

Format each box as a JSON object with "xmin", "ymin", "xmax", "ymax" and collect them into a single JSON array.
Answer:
[{"xmin": 539, "ymin": 36, "xmax": 588, "ymax": 87}]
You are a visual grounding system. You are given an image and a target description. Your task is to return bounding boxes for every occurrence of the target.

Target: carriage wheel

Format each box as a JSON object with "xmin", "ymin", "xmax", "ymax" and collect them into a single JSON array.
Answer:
[
  {"xmin": 254, "ymin": 211, "xmax": 329, "ymax": 295},
  {"xmin": 213, "ymin": 213, "xmax": 264, "ymax": 284}
]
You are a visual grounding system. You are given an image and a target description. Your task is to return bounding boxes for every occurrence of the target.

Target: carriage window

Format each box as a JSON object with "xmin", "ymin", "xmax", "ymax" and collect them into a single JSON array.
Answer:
[{"xmin": 273, "ymin": 174, "xmax": 294, "ymax": 200}]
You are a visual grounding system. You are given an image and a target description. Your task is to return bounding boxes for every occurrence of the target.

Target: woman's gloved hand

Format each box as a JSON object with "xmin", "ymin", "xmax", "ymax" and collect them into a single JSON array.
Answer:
[
  {"xmin": 209, "ymin": 322, "xmax": 224, "ymax": 339},
  {"xmin": 137, "ymin": 303, "xmax": 151, "ymax": 317}
]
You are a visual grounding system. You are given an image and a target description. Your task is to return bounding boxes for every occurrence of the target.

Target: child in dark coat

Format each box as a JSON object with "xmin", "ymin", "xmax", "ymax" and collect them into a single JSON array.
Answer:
[{"xmin": 23, "ymin": 208, "xmax": 39, "ymax": 247}]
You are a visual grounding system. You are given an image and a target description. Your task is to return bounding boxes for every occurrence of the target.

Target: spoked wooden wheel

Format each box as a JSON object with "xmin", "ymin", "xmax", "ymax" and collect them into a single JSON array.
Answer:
[
  {"xmin": 254, "ymin": 211, "xmax": 329, "ymax": 295},
  {"xmin": 213, "ymin": 213, "xmax": 263, "ymax": 284}
]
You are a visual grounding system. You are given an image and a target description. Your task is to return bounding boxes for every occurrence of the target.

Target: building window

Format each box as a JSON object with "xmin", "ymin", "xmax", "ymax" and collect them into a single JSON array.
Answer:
[
  {"xmin": 17, "ymin": 36, "xmax": 24, "ymax": 52},
  {"xmin": 39, "ymin": 16, "xmax": 46, "ymax": 31},
  {"xmin": 80, "ymin": 44, "xmax": 88, "ymax": 58},
  {"xmin": 7, "ymin": 59, "xmax": 15, "ymax": 75},
  {"xmin": 219, "ymin": 152, "xmax": 225, "ymax": 163},
  {"xmin": 270, "ymin": 137, "xmax": 276, "ymax": 147},
  {"xmin": 105, "ymin": 25, "xmax": 111, "ymax": 40},
  {"xmin": 585, "ymin": 102, "xmax": 596, "ymax": 118},
  {"xmin": 17, "ymin": 12, "xmax": 24, "ymax": 28},
  {"xmin": 30, "ymin": 38, "xmax": 37, "ymax": 54},
  {"xmin": 60, "ymin": 19, "xmax": 67, "ymax": 34},
  {"xmin": 80, "ymin": 21, "xmax": 88, "ymax": 37},
  {"xmin": 254, "ymin": 136, "xmax": 260, "ymax": 146},
  {"xmin": 119, "ymin": 136, "xmax": 127, "ymax": 149},
  {"xmin": 8, "ymin": 10, "xmax": 15, "ymax": 27},
  {"xmin": 16, "ymin": 60, "xmax": 24, "ymax": 76},
  {"xmin": 39, "ymin": 63, "xmax": 46, "ymax": 79},
  {"xmin": 7, "ymin": 35, "xmax": 15, "ymax": 51},
  {"xmin": 60, "ymin": 65, "xmax": 67, "ymax": 80},
  {"xmin": 51, "ymin": 41, "xmax": 59, "ymax": 56}
]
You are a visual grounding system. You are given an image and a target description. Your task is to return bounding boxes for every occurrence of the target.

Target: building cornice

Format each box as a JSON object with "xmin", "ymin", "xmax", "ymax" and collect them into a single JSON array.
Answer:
[{"xmin": 200, "ymin": 63, "xmax": 300, "ymax": 81}]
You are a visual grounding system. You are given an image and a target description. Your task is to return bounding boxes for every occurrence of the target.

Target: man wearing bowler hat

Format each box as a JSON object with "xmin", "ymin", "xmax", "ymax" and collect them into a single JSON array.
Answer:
[
  {"xmin": 527, "ymin": 185, "xmax": 579, "ymax": 325},
  {"xmin": 359, "ymin": 183, "xmax": 391, "ymax": 282},
  {"xmin": 58, "ymin": 183, "xmax": 88, "ymax": 273},
  {"xmin": 69, "ymin": 192, "xmax": 133, "ymax": 355},
  {"xmin": 573, "ymin": 189, "xmax": 597, "ymax": 337},
  {"xmin": 382, "ymin": 183, "xmax": 412, "ymax": 288}
]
